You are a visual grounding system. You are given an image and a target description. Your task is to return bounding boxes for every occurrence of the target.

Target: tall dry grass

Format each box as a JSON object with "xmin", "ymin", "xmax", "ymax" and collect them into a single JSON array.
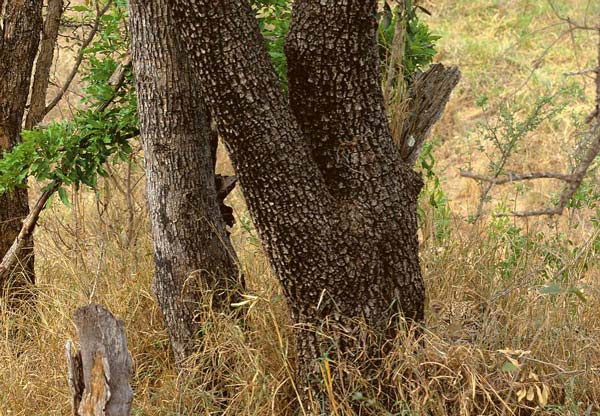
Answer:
[{"xmin": 2, "ymin": 0, "xmax": 600, "ymax": 414}]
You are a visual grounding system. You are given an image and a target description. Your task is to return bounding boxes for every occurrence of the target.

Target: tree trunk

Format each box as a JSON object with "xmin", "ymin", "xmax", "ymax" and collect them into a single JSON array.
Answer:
[
  {"xmin": 0, "ymin": 0, "xmax": 43, "ymax": 296},
  {"xmin": 25, "ymin": 0, "xmax": 64, "ymax": 130},
  {"xmin": 128, "ymin": 0, "xmax": 241, "ymax": 365},
  {"xmin": 170, "ymin": 0, "xmax": 425, "ymax": 404}
]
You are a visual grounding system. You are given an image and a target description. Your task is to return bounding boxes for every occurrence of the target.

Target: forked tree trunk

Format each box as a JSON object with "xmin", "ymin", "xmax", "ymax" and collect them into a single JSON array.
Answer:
[
  {"xmin": 169, "ymin": 0, "xmax": 425, "ymax": 405},
  {"xmin": 129, "ymin": 0, "xmax": 241, "ymax": 365},
  {"xmin": 0, "ymin": 0, "xmax": 43, "ymax": 296}
]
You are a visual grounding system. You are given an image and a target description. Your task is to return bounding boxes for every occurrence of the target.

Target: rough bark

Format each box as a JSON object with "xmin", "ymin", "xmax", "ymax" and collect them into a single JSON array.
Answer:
[
  {"xmin": 171, "ymin": 0, "xmax": 425, "ymax": 402},
  {"xmin": 128, "ymin": 0, "xmax": 241, "ymax": 365},
  {"xmin": 284, "ymin": 0, "xmax": 424, "ymax": 360},
  {"xmin": 25, "ymin": 0, "xmax": 64, "ymax": 129},
  {"xmin": 0, "ymin": 0, "xmax": 43, "ymax": 296},
  {"xmin": 0, "ymin": 183, "xmax": 58, "ymax": 284},
  {"xmin": 68, "ymin": 304, "xmax": 133, "ymax": 416},
  {"xmin": 66, "ymin": 340, "xmax": 85, "ymax": 416},
  {"xmin": 398, "ymin": 64, "xmax": 461, "ymax": 166}
]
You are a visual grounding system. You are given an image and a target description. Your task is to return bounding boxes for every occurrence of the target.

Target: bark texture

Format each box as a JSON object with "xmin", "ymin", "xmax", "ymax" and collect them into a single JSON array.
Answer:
[
  {"xmin": 0, "ymin": 0, "xmax": 43, "ymax": 295},
  {"xmin": 0, "ymin": 183, "xmax": 58, "ymax": 284},
  {"xmin": 25, "ymin": 0, "xmax": 64, "ymax": 129},
  {"xmin": 398, "ymin": 64, "xmax": 461, "ymax": 165},
  {"xmin": 170, "ymin": 0, "xmax": 425, "ymax": 395},
  {"xmin": 129, "ymin": 0, "xmax": 240, "ymax": 365},
  {"xmin": 68, "ymin": 304, "xmax": 133, "ymax": 416}
]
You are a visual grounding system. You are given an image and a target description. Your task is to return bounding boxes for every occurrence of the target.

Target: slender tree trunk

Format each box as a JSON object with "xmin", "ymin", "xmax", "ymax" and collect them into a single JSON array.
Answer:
[
  {"xmin": 170, "ymin": 1, "xmax": 425, "ymax": 406},
  {"xmin": 129, "ymin": 0, "xmax": 241, "ymax": 365},
  {"xmin": 0, "ymin": 0, "xmax": 43, "ymax": 296},
  {"xmin": 25, "ymin": 0, "xmax": 64, "ymax": 130}
]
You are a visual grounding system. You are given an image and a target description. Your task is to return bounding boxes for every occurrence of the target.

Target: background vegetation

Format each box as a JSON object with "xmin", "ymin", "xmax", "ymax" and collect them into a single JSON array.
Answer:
[{"xmin": 1, "ymin": 0, "xmax": 600, "ymax": 414}]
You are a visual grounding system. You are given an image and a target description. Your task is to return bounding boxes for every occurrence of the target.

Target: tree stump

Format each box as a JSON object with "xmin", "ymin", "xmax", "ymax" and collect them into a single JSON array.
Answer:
[{"xmin": 66, "ymin": 304, "xmax": 133, "ymax": 416}]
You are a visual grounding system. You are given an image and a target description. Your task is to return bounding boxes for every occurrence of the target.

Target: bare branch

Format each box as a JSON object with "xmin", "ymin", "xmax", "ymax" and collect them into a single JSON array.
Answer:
[
  {"xmin": 493, "ymin": 127, "xmax": 599, "ymax": 218},
  {"xmin": 461, "ymin": 125, "xmax": 600, "ymax": 218},
  {"xmin": 42, "ymin": 0, "xmax": 113, "ymax": 119},
  {"xmin": 547, "ymin": 0, "xmax": 599, "ymax": 31},
  {"xmin": 459, "ymin": 170, "xmax": 575, "ymax": 184},
  {"xmin": 591, "ymin": 30, "xmax": 600, "ymax": 124},
  {"xmin": 464, "ymin": 21, "xmax": 600, "ymax": 219},
  {"xmin": 564, "ymin": 67, "xmax": 599, "ymax": 77}
]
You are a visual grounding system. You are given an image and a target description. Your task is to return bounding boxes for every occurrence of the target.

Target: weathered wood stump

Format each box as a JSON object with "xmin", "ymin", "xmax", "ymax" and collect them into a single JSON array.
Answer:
[{"xmin": 66, "ymin": 304, "xmax": 133, "ymax": 416}]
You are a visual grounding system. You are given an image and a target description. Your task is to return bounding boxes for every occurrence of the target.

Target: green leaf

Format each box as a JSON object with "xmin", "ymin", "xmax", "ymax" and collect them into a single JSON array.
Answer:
[
  {"xmin": 44, "ymin": 193, "xmax": 55, "ymax": 209},
  {"xmin": 540, "ymin": 283, "xmax": 562, "ymax": 295},
  {"xmin": 58, "ymin": 187, "xmax": 70, "ymax": 207},
  {"xmin": 501, "ymin": 360, "xmax": 519, "ymax": 372}
]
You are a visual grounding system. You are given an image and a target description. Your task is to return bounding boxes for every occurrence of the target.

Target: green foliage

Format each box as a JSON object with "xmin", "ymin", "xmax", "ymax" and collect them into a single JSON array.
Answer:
[
  {"xmin": 466, "ymin": 92, "xmax": 568, "ymax": 223},
  {"xmin": 0, "ymin": 108, "xmax": 136, "ymax": 196},
  {"xmin": 477, "ymin": 94, "xmax": 564, "ymax": 176},
  {"xmin": 253, "ymin": 0, "xmax": 291, "ymax": 91},
  {"xmin": 378, "ymin": 0, "xmax": 440, "ymax": 82},
  {"xmin": 254, "ymin": 0, "xmax": 440, "ymax": 91},
  {"xmin": 0, "ymin": 0, "xmax": 136, "ymax": 204},
  {"xmin": 417, "ymin": 140, "xmax": 451, "ymax": 243}
]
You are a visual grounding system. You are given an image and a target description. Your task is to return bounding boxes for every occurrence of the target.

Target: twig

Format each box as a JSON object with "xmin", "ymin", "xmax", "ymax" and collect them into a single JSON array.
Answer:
[
  {"xmin": 518, "ymin": 355, "xmax": 591, "ymax": 378},
  {"xmin": 41, "ymin": 0, "xmax": 113, "ymax": 119},
  {"xmin": 88, "ymin": 240, "xmax": 104, "ymax": 303},
  {"xmin": 563, "ymin": 67, "xmax": 599, "ymax": 77},
  {"xmin": 459, "ymin": 170, "xmax": 575, "ymax": 184},
  {"xmin": 462, "ymin": 126, "xmax": 600, "ymax": 218},
  {"xmin": 547, "ymin": 0, "xmax": 599, "ymax": 31}
]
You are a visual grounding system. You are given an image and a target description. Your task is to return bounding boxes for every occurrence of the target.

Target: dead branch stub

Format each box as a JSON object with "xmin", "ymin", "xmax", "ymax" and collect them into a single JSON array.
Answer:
[{"xmin": 66, "ymin": 304, "xmax": 133, "ymax": 416}]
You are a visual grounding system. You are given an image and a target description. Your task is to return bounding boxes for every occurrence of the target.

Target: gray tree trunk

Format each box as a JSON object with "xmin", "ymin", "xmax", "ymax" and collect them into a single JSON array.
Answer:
[
  {"xmin": 128, "ymin": 0, "xmax": 241, "ymax": 365},
  {"xmin": 0, "ymin": 0, "xmax": 43, "ymax": 297}
]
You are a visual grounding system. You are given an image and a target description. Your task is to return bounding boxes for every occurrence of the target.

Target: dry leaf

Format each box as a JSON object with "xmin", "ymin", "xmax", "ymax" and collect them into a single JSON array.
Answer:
[
  {"xmin": 527, "ymin": 386, "xmax": 535, "ymax": 401},
  {"xmin": 517, "ymin": 388, "xmax": 527, "ymax": 402}
]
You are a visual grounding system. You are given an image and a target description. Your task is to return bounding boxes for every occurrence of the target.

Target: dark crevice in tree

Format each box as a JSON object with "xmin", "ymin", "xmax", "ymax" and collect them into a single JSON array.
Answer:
[{"xmin": 208, "ymin": 110, "xmax": 237, "ymax": 232}]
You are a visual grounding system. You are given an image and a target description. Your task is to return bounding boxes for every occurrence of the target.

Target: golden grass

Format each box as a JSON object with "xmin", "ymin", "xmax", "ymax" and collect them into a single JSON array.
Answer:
[{"xmin": 2, "ymin": 0, "xmax": 600, "ymax": 414}]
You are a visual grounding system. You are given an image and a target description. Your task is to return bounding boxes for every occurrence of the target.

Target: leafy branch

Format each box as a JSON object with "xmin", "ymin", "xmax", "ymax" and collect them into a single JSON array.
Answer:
[{"xmin": 0, "ymin": 0, "xmax": 136, "ymax": 282}]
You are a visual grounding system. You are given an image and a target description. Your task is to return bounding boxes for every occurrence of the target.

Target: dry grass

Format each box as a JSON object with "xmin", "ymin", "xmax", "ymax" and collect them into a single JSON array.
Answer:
[{"xmin": 2, "ymin": 0, "xmax": 600, "ymax": 414}]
